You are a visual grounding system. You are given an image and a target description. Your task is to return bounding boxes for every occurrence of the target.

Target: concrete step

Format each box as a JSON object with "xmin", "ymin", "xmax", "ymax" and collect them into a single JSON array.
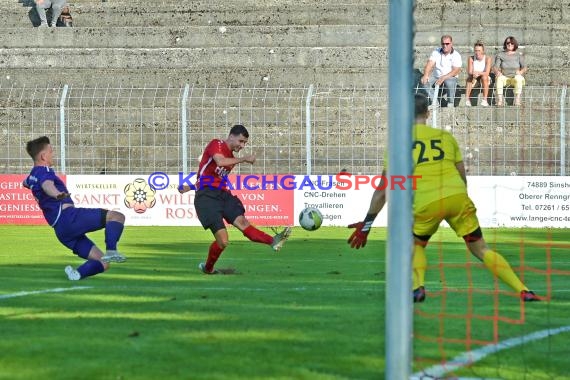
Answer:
[
  {"xmin": 416, "ymin": 0, "xmax": 567, "ymax": 24},
  {"xmin": 3, "ymin": 24, "xmax": 568, "ymax": 49},
  {"xmin": 0, "ymin": 46, "xmax": 384, "ymax": 88},
  {"xmin": 0, "ymin": 67, "xmax": 382, "ymax": 88},
  {"xmin": 0, "ymin": 25, "xmax": 383, "ymax": 48},
  {"xmin": 0, "ymin": 46, "xmax": 382, "ymax": 69},
  {"xmin": 414, "ymin": 24, "xmax": 570, "ymax": 49}
]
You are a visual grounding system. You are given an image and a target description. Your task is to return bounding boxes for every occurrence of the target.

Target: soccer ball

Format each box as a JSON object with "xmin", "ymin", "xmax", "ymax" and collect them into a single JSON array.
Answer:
[{"xmin": 298, "ymin": 207, "xmax": 323, "ymax": 231}]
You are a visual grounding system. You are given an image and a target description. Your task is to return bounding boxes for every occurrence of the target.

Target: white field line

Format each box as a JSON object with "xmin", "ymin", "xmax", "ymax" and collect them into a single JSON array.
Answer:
[
  {"xmin": 0, "ymin": 286, "xmax": 92, "ymax": 300},
  {"xmin": 410, "ymin": 325, "xmax": 570, "ymax": 380}
]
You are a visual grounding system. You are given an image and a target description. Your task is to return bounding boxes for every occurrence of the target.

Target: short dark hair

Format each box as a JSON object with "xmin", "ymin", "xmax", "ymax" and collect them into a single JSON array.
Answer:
[
  {"xmin": 26, "ymin": 136, "xmax": 51, "ymax": 160},
  {"xmin": 229, "ymin": 124, "xmax": 249, "ymax": 138},
  {"xmin": 503, "ymin": 36, "xmax": 519, "ymax": 50},
  {"xmin": 414, "ymin": 94, "xmax": 429, "ymax": 117}
]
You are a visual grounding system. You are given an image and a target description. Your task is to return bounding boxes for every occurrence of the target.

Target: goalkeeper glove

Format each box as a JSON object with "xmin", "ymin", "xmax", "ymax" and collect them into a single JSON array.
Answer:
[{"xmin": 347, "ymin": 219, "xmax": 374, "ymax": 249}]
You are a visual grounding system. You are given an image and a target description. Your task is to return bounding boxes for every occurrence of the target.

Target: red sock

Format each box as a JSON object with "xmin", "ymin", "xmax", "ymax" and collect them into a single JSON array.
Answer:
[
  {"xmin": 205, "ymin": 241, "xmax": 224, "ymax": 272},
  {"xmin": 243, "ymin": 225, "xmax": 273, "ymax": 245}
]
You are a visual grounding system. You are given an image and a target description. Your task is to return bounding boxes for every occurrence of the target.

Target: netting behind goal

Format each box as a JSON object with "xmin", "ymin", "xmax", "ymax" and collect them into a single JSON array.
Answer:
[{"xmin": 411, "ymin": 228, "xmax": 570, "ymax": 379}]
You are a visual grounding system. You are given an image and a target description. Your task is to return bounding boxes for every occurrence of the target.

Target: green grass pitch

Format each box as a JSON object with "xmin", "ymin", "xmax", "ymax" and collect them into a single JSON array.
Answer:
[{"xmin": 1, "ymin": 225, "xmax": 569, "ymax": 379}]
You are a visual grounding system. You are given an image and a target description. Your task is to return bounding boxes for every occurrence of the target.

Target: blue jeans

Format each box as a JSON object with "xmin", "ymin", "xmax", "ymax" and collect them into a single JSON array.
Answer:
[{"xmin": 422, "ymin": 76, "xmax": 458, "ymax": 106}]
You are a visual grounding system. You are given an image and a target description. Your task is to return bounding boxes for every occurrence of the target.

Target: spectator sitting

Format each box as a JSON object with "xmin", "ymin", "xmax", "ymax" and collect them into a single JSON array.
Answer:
[
  {"xmin": 420, "ymin": 34, "xmax": 462, "ymax": 108},
  {"xmin": 35, "ymin": 0, "xmax": 67, "ymax": 28},
  {"xmin": 493, "ymin": 36, "xmax": 527, "ymax": 106},
  {"xmin": 465, "ymin": 41, "xmax": 492, "ymax": 107},
  {"xmin": 56, "ymin": 5, "xmax": 73, "ymax": 27}
]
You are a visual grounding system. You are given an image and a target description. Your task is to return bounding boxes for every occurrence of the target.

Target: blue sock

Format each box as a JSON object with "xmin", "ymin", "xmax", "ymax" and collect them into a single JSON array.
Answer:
[
  {"xmin": 77, "ymin": 260, "xmax": 105, "ymax": 279},
  {"xmin": 105, "ymin": 221, "xmax": 124, "ymax": 251}
]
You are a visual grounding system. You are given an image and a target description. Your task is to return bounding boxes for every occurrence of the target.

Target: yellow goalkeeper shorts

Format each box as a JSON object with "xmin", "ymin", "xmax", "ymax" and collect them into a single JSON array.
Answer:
[{"xmin": 413, "ymin": 193, "xmax": 480, "ymax": 238}]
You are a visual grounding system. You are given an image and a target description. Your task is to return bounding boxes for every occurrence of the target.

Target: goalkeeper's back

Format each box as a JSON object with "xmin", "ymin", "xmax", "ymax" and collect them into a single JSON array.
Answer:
[{"xmin": 411, "ymin": 122, "xmax": 467, "ymax": 210}]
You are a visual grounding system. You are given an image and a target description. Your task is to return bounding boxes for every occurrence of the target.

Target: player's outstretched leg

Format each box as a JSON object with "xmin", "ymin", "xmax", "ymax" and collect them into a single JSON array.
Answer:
[
  {"xmin": 242, "ymin": 225, "xmax": 273, "ymax": 245},
  {"xmin": 271, "ymin": 227, "xmax": 292, "ymax": 251},
  {"xmin": 482, "ymin": 250, "xmax": 540, "ymax": 302},
  {"xmin": 236, "ymin": 217, "xmax": 290, "ymax": 251},
  {"xmin": 467, "ymin": 236, "xmax": 540, "ymax": 302}
]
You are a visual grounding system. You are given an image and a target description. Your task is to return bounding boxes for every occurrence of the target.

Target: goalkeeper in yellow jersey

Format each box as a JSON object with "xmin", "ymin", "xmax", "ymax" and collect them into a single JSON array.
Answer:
[{"xmin": 347, "ymin": 93, "xmax": 539, "ymax": 303}]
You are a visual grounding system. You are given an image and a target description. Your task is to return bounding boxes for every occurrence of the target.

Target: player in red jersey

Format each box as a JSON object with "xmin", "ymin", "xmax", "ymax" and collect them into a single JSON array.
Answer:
[{"xmin": 179, "ymin": 124, "xmax": 292, "ymax": 274}]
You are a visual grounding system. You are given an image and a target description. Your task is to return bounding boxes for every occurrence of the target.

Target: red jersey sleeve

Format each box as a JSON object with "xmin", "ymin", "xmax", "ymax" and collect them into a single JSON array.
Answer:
[{"xmin": 197, "ymin": 139, "xmax": 234, "ymax": 190}]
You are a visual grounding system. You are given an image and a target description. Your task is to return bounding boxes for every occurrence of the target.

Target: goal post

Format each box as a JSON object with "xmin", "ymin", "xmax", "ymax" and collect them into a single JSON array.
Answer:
[{"xmin": 385, "ymin": 0, "xmax": 415, "ymax": 379}]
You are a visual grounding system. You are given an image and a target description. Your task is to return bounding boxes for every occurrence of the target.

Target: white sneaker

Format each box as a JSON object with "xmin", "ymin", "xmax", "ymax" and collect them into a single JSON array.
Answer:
[
  {"xmin": 65, "ymin": 265, "xmax": 81, "ymax": 281},
  {"xmin": 447, "ymin": 104, "xmax": 454, "ymax": 108},
  {"xmin": 481, "ymin": 100, "xmax": 489, "ymax": 107},
  {"xmin": 465, "ymin": 100, "xmax": 472, "ymax": 107},
  {"xmin": 101, "ymin": 250, "xmax": 127, "ymax": 263}
]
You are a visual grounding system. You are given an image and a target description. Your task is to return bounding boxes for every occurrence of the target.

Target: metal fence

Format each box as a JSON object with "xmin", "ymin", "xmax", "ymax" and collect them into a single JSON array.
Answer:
[{"xmin": 1, "ymin": 84, "xmax": 568, "ymax": 176}]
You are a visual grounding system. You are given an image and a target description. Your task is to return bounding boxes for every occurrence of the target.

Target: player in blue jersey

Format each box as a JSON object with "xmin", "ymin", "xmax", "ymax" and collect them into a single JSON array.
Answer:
[{"xmin": 23, "ymin": 136, "xmax": 127, "ymax": 281}]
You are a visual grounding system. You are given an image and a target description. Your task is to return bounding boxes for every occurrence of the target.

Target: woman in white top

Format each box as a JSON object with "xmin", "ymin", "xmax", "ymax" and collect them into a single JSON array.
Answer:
[{"xmin": 465, "ymin": 41, "xmax": 492, "ymax": 107}]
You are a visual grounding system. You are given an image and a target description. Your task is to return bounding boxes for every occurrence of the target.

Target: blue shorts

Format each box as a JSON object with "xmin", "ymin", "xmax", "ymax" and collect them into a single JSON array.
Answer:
[{"xmin": 54, "ymin": 207, "xmax": 107, "ymax": 259}]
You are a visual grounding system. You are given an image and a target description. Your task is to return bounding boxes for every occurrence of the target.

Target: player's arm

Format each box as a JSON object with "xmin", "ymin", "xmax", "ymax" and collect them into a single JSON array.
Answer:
[
  {"xmin": 467, "ymin": 56, "xmax": 474, "ymax": 76},
  {"xmin": 449, "ymin": 132, "xmax": 467, "ymax": 185},
  {"xmin": 420, "ymin": 59, "xmax": 435, "ymax": 84},
  {"xmin": 367, "ymin": 186, "xmax": 387, "ymax": 215},
  {"xmin": 213, "ymin": 153, "xmax": 256, "ymax": 166},
  {"xmin": 347, "ymin": 170, "xmax": 387, "ymax": 249},
  {"xmin": 41, "ymin": 180, "xmax": 70, "ymax": 200},
  {"xmin": 456, "ymin": 161, "xmax": 467, "ymax": 185},
  {"xmin": 493, "ymin": 55, "xmax": 502, "ymax": 76}
]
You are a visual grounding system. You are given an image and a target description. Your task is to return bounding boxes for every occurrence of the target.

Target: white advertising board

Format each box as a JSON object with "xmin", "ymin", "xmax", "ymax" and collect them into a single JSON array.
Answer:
[
  {"xmin": 66, "ymin": 175, "xmax": 202, "ymax": 226},
  {"xmin": 468, "ymin": 176, "xmax": 570, "ymax": 228}
]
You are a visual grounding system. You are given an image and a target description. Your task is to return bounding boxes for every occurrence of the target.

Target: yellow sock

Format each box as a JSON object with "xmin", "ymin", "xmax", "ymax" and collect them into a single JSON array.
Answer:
[
  {"xmin": 482, "ymin": 250, "xmax": 528, "ymax": 292},
  {"xmin": 412, "ymin": 244, "xmax": 427, "ymax": 290}
]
